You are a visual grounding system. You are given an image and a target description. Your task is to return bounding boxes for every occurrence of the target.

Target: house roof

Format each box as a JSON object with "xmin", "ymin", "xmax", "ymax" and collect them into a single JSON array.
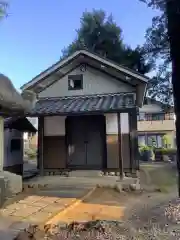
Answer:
[
  {"xmin": 21, "ymin": 49, "xmax": 149, "ymax": 92},
  {"xmin": 28, "ymin": 93, "xmax": 135, "ymax": 116},
  {"xmin": 4, "ymin": 117, "xmax": 37, "ymax": 133},
  {"xmin": 143, "ymin": 97, "xmax": 174, "ymax": 112}
]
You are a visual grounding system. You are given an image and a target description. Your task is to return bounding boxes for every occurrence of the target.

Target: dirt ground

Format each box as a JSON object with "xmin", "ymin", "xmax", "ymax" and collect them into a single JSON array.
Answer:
[
  {"xmin": 15, "ymin": 187, "xmax": 179, "ymax": 239},
  {"xmin": 8, "ymin": 162, "xmax": 180, "ymax": 239}
]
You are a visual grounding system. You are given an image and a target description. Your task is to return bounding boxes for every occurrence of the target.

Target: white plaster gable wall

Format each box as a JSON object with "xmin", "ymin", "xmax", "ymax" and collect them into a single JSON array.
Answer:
[
  {"xmin": 44, "ymin": 116, "xmax": 66, "ymax": 136},
  {"xmin": 39, "ymin": 65, "xmax": 135, "ymax": 98},
  {"xmin": 105, "ymin": 113, "xmax": 129, "ymax": 134}
]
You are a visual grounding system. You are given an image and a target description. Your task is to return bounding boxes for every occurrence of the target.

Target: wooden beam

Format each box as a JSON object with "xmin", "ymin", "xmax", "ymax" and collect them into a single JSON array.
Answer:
[
  {"xmin": 117, "ymin": 113, "xmax": 123, "ymax": 179},
  {"xmin": 128, "ymin": 112, "xmax": 133, "ymax": 174},
  {"xmin": 38, "ymin": 116, "xmax": 44, "ymax": 175},
  {"xmin": 129, "ymin": 108, "xmax": 139, "ymax": 171}
]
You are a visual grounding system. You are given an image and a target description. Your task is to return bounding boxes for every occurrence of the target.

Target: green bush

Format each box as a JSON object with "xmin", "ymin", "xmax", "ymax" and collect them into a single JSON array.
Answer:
[
  {"xmin": 154, "ymin": 147, "xmax": 177, "ymax": 155},
  {"xmin": 139, "ymin": 145, "xmax": 155, "ymax": 161},
  {"xmin": 139, "ymin": 145, "xmax": 152, "ymax": 152},
  {"xmin": 25, "ymin": 148, "xmax": 37, "ymax": 159},
  {"xmin": 162, "ymin": 134, "xmax": 173, "ymax": 148}
]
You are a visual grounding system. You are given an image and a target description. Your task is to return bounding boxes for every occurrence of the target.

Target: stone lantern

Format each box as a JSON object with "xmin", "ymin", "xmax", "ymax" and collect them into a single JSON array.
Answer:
[{"xmin": 0, "ymin": 73, "xmax": 36, "ymax": 205}]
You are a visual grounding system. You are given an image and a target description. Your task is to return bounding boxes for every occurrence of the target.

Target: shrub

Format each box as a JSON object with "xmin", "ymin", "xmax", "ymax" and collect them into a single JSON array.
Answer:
[
  {"xmin": 139, "ymin": 145, "xmax": 155, "ymax": 161},
  {"xmin": 162, "ymin": 134, "xmax": 173, "ymax": 148},
  {"xmin": 139, "ymin": 145, "xmax": 152, "ymax": 153},
  {"xmin": 154, "ymin": 147, "xmax": 177, "ymax": 162},
  {"xmin": 25, "ymin": 147, "xmax": 37, "ymax": 159},
  {"xmin": 154, "ymin": 147, "xmax": 177, "ymax": 155}
]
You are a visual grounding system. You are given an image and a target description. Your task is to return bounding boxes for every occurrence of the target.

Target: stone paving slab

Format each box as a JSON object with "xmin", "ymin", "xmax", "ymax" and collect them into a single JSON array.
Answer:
[
  {"xmin": 0, "ymin": 195, "xmax": 77, "ymax": 221},
  {"xmin": 12, "ymin": 205, "xmax": 42, "ymax": 218},
  {"xmin": 25, "ymin": 211, "xmax": 53, "ymax": 224},
  {"xmin": 50, "ymin": 188, "xmax": 126, "ymax": 224},
  {"xmin": 0, "ymin": 185, "xmax": 92, "ymax": 238},
  {"xmin": 18, "ymin": 195, "xmax": 44, "ymax": 204}
]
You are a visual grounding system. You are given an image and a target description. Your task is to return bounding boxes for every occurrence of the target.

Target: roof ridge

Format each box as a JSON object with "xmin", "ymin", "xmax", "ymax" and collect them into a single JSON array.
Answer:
[{"xmin": 38, "ymin": 92, "xmax": 134, "ymax": 101}]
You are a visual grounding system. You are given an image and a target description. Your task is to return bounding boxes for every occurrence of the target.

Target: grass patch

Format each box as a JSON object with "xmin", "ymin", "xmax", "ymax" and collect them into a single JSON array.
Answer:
[{"xmin": 140, "ymin": 163, "xmax": 177, "ymax": 192}]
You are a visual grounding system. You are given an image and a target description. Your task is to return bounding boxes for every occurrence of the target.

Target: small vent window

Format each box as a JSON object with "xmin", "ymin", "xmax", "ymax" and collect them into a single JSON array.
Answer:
[{"xmin": 68, "ymin": 74, "xmax": 83, "ymax": 90}]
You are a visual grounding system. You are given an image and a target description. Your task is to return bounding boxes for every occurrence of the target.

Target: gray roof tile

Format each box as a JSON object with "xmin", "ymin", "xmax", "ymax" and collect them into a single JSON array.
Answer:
[{"xmin": 29, "ymin": 93, "xmax": 135, "ymax": 116}]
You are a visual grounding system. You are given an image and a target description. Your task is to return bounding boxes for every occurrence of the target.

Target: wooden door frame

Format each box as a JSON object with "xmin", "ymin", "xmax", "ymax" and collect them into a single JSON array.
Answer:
[{"xmin": 65, "ymin": 115, "xmax": 106, "ymax": 170}]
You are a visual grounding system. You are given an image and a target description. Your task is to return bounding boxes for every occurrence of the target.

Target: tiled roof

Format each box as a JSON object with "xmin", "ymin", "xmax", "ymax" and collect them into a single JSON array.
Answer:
[
  {"xmin": 29, "ymin": 93, "xmax": 135, "ymax": 116},
  {"xmin": 4, "ymin": 117, "xmax": 37, "ymax": 132}
]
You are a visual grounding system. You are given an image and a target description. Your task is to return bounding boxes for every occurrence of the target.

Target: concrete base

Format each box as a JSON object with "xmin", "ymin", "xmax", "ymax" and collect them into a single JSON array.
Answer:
[
  {"xmin": 68, "ymin": 170, "xmax": 103, "ymax": 177},
  {"xmin": 23, "ymin": 174, "xmax": 141, "ymax": 193},
  {"xmin": 0, "ymin": 171, "xmax": 22, "ymax": 199}
]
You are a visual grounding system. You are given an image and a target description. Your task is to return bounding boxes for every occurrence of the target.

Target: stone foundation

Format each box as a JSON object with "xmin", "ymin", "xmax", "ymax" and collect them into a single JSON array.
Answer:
[
  {"xmin": 22, "ymin": 173, "xmax": 141, "ymax": 193},
  {"xmin": 42, "ymin": 170, "xmax": 139, "ymax": 178}
]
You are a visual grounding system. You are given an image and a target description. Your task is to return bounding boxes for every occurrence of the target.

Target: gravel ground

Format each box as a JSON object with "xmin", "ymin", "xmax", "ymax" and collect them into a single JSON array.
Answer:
[{"xmin": 14, "ymin": 198, "xmax": 180, "ymax": 240}]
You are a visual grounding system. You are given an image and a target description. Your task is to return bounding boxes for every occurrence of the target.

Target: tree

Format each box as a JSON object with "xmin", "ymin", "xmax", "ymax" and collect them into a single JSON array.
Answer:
[
  {"xmin": 0, "ymin": 1, "xmax": 8, "ymax": 19},
  {"xmin": 165, "ymin": 0, "xmax": 180, "ymax": 196},
  {"xmin": 140, "ymin": 0, "xmax": 173, "ymax": 105},
  {"xmin": 62, "ymin": 10, "xmax": 152, "ymax": 75},
  {"xmin": 141, "ymin": 0, "xmax": 180, "ymax": 196}
]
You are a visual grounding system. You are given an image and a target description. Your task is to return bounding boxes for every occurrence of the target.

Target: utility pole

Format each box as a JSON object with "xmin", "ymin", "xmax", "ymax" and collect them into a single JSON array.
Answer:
[{"xmin": 166, "ymin": 0, "xmax": 180, "ymax": 196}]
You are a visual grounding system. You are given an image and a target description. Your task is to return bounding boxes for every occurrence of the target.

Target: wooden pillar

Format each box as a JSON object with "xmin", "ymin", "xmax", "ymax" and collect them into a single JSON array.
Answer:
[
  {"xmin": 38, "ymin": 116, "xmax": 44, "ymax": 175},
  {"xmin": 129, "ymin": 108, "xmax": 139, "ymax": 171},
  {"xmin": 117, "ymin": 113, "xmax": 123, "ymax": 179}
]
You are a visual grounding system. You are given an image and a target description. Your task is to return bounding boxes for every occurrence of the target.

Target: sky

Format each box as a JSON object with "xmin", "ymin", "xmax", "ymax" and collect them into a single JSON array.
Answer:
[{"xmin": 0, "ymin": 0, "xmax": 159, "ymax": 90}]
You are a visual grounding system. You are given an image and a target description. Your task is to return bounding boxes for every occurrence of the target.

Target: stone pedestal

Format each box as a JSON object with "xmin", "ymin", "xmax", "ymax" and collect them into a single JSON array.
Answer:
[{"xmin": 0, "ymin": 171, "xmax": 22, "ymax": 198}]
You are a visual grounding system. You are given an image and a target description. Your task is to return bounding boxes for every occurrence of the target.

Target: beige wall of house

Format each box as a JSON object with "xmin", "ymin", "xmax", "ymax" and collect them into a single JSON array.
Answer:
[
  {"xmin": 138, "ymin": 101, "xmax": 176, "ymax": 147},
  {"xmin": 138, "ymin": 102, "xmax": 175, "ymax": 132},
  {"xmin": 138, "ymin": 119, "xmax": 175, "ymax": 132},
  {"xmin": 39, "ymin": 65, "xmax": 135, "ymax": 98}
]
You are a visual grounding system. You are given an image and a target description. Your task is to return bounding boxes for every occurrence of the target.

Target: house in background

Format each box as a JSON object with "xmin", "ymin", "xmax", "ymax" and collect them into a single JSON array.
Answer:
[
  {"xmin": 24, "ymin": 117, "xmax": 38, "ymax": 149},
  {"xmin": 21, "ymin": 50, "xmax": 148, "ymax": 178},
  {"xmin": 138, "ymin": 98, "xmax": 175, "ymax": 148}
]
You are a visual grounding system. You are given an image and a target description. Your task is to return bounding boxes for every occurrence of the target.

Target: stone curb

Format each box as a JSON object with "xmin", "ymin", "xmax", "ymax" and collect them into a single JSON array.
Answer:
[{"xmin": 44, "ymin": 186, "xmax": 97, "ymax": 226}]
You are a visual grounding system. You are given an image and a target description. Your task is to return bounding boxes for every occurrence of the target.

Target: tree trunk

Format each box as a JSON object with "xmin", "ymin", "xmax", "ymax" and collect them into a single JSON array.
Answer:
[{"xmin": 166, "ymin": 0, "xmax": 180, "ymax": 196}]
